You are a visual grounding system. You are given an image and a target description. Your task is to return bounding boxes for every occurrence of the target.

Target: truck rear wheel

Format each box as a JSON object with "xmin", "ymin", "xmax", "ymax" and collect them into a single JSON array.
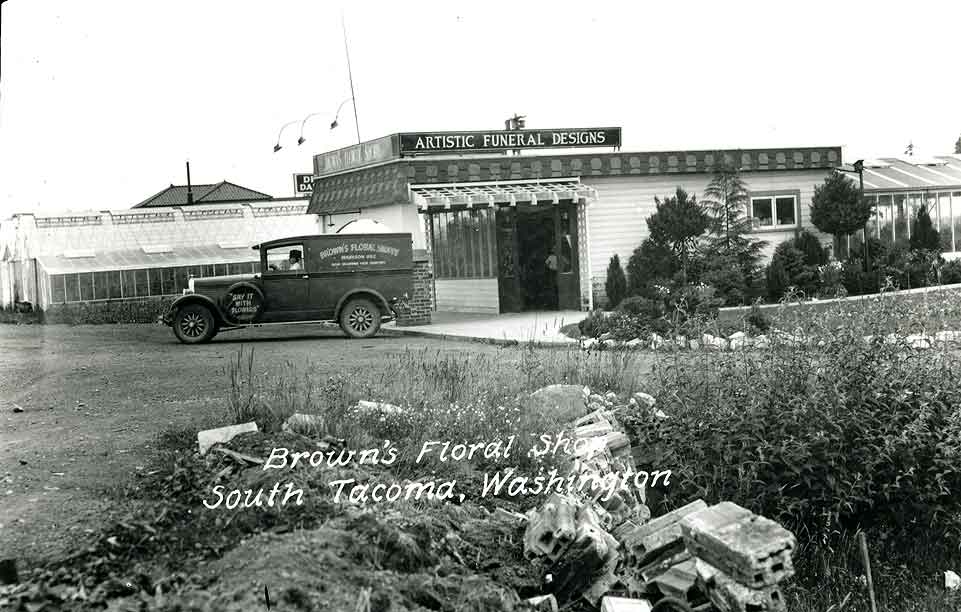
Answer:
[
  {"xmin": 173, "ymin": 304, "xmax": 218, "ymax": 344},
  {"xmin": 340, "ymin": 297, "xmax": 381, "ymax": 339}
]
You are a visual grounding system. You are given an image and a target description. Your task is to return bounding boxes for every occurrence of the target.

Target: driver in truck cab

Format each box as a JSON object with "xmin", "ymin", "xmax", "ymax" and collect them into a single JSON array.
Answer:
[{"xmin": 270, "ymin": 249, "xmax": 303, "ymax": 272}]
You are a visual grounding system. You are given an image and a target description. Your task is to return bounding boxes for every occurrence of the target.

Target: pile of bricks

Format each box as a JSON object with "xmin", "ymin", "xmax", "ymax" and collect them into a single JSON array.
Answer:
[{"xmin": 518, "ymin": 390, "xmax": 797, "ymax": 612}]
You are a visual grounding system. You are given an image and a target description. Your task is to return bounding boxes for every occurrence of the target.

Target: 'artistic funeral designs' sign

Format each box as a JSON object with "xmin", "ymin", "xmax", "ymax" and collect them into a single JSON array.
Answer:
[
  {"xmin": 399, "ymin": 128, "xmax": 622, "ymax": 154},
  {"xmin": 312, "ymin": 235, "xmax": 413, "ymax": 272}
]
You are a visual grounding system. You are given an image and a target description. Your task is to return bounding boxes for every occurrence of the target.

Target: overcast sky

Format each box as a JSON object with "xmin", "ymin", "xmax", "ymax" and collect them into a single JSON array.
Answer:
[{"xmin": 1, "ymin": 0, "xmax": 959, "ymax": 218}]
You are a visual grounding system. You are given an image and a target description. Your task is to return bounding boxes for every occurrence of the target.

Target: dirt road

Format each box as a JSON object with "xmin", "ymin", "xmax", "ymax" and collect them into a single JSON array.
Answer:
[{"xmin": 0, "ymin": 323, "xmax": 510, "ymax": 567}]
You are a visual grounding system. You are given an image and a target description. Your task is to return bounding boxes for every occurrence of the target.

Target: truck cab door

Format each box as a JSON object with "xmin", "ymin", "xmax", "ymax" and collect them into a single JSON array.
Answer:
[{"xmin": 260, "ymin": 243, "xmax": 312, "ymax": 322}]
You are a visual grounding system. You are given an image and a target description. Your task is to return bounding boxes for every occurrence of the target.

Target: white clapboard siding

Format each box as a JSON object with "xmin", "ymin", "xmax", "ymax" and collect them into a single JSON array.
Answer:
[
  {"xmin": 329, "ymin": 204, "xmax": 427, "ymax": 250},
  {"xmin": 435, "ymin": 278, "xmax": 499, "ymax": 314},
  {"xmin": 583, "ymin": 170, "xmax": 834, "ymax": 291}
]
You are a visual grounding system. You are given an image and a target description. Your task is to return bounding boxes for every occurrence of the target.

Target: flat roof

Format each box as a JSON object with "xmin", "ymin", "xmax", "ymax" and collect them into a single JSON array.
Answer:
[{"xmin": 309, "ymin": 145, "xmax": 843, "ymax": 216}]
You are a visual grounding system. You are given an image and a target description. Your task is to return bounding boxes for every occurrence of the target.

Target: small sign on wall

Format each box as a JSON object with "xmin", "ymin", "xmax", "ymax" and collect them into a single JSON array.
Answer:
[{"xmin": 293, "ymin": 173, "xmax": 314, "ymax": 196}]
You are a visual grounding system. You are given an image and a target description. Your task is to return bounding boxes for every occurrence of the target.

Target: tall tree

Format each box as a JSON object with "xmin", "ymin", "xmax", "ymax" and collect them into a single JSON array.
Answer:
[
  {"xmin": 955, "ymin": 134, "xmax": 961, "ymax": 154},
  {"xmin": 810, "ymin": 171, "xmax": 873, "ymax": 259},
  {"xmin": 646, "ymin": 187, "xmax": 709, "ymax": 284},
  {"xmin": 699, "ymin": 155, "xmax": 767, "ymax": 304},
  {"xmin": 701, "ymin": 157, "xmax": 754, "ymax": 252}
]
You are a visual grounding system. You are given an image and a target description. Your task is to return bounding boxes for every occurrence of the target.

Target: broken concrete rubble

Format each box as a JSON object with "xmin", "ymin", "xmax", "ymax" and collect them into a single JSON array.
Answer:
[
  {"xmin": 197, "ymin": 422, "xmax": 259, "ymax": 456},
  {"xmin": 281, "ymin": 413, "xmax": 325, "ymax": 436},
  {"xmin": 680, "ymin": 501, "xmax": 796, "ymax": 588},
  {"xmin": 518, "ymin": 388, "xmax": 797, "ymax": 610},
  {"xmin": 695, "ymin": 559, "xmax": 787, "ymax": 612},
  {"xmin": 520, "ymin": 594, "xmax": 558, "ymax": 611},
  {"xmin": 601, "ymin": 595, "xmax": 652, "ymax": 612}
]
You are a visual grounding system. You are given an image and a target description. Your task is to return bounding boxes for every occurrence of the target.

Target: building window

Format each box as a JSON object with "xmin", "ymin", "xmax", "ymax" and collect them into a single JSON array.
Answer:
[
  {"xmin": 749, "ymin": 194, "xmax": 797, "ymax": 229},
  {"xmin": 52, "ymin": 274, "xmax": 66, "ymax": 304},
  {"xmin": 429, "ymin": 208, "xmax": 496, "ymax": 279}
]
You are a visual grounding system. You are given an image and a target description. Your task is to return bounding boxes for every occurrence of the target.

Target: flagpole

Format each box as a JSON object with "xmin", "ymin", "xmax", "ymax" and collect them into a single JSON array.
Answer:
[{"xmin": 342, "ymin": 10, "xmax": 361, "ymax": 144}]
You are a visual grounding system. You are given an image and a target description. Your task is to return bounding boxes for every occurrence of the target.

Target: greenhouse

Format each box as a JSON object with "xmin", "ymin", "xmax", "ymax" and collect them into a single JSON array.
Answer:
[
  {"xmin": 1, "ymin": 200, "xmax": 323, "ymax": 309},
  {"xmin": 848, "ymin": 156, "xmax": 961, "ymax": 256}
]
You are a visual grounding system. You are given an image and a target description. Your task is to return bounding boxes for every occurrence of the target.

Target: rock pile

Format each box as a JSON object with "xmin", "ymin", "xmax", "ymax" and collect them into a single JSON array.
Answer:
[
  {"xmin": 580, "ymin": 327, "xmax": 961, "ymax": 353},
  {"xmin": 519, "ymin": 386, "xmax": 797, "ymax": 611}
]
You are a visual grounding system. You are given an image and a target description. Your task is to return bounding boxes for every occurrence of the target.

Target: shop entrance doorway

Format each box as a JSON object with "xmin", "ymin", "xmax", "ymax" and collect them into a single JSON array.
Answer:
[{"xmin": 496, "ymin": 202, "xmax": 579, "ymax": 313}]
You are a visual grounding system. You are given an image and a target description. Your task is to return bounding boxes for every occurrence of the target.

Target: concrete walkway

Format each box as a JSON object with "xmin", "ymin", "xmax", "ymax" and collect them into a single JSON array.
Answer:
[{"xmin": 383, "ymin": 310, "xmax": 588, "ymax": 346}]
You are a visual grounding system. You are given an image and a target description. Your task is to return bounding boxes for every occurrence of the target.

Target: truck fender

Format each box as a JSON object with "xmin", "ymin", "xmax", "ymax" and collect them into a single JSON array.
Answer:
[
  {"xmin": 335, "ymin": 288, "xmax": 393, "ymax": 320},
  {"xmin": 167, "ymin": 294, "xmax": 229, "ymax": 325}
]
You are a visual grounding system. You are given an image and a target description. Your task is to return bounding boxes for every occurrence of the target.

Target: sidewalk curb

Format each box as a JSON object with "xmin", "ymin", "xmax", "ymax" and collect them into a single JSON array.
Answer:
[{"xmin": 380, "ymin": 326, "xmax": 578, "ymax": 348}]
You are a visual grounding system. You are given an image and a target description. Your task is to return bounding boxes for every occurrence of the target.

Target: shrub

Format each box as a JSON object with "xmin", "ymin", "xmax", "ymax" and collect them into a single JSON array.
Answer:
[
  {"xmin": 701, "ymin": 255, "xmax": 750, "ymax": 306},
  {"xmin": 766, "ymin": 233, "xmax": 828, "ymax": 301},
  {"xmin": 841, "ymin": 259, "xmax": 880, "ymax": 296},
  {"xmin": 42, "ymin": 297, "xmax": 175, "ymax": 324},
  {"xmin": 638, "ymin": 312, "xmax": 961, "ymax": 550},
  {"xmin": 744, "ymin": 302, "xmax": 771, "ymax": 332},
  {"xmin": 910, "ymin": 206, "xmax": 941, "ymax": 252},
  {"xmin": 616, "ymin": 295, "xmax": 665, "ymax": 319},
  {"xmin": 605, "ymin": 254, "xmax": 627, "ymax": 309},
  {"xmin": 794, "ymin": 229, "xmax": 829, "ymax": 267},
  {"xmin": 577, "ymin": 310, "xmax": 609, "ymax": 338},
  {"xmin": 941, "ymin": 259, "xmax": 961, "ymax": 285},
  {"xmin": 817, "ymin": 260, "xmax": 846, "ymax": 299},
  {"xmin": 626, "ymin": 238, "xmax": 678, "ymax": 296}
]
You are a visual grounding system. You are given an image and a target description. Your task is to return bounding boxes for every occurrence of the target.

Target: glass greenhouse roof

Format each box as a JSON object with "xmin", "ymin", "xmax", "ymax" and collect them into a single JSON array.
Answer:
[{"xmin": 38, "ymin": 244, "xmax": 258, "ymax": 275}]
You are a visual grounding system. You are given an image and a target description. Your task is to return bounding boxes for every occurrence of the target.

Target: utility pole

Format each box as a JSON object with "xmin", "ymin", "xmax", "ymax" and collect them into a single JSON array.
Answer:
[
  {"xmin": 342, "ymin": 11, "xmax": 361, "ymax": 144},
  {"xmin": 853, "ymin": 159, "xmax": 870, "ymax": 273}
]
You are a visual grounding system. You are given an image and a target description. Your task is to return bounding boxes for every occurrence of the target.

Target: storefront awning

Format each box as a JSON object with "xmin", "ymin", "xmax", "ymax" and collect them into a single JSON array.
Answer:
[{"xmin": 409, "ymin": 177, "xmax": 597, "ymax": 211}]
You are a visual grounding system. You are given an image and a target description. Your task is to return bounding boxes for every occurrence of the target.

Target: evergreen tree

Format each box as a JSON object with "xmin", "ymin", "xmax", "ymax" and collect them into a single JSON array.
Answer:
[
  {"xmin": 910, "ymin": 206, "xmax": 941, "ymax": 252},
  {"xmin": 645, "ymin": 187, "xmax": 709, "ymax": 284},
  {"xmin": 626, "ymin": 237, "xmax": 678, "ymax": 296},
  {"xmin": 810, "ymin": 171, "xmax": 873, "ymax": 258},
  {"xmin": 605, "ymin": 254, "xmax": 627, "ymax": 309},
  {"xmin": 700, "ymin": 155, "xmax": 767, "ymax": 303},
  {"xmin": 702, "ymin": 157, "xmax": 755, "ymax": 252}
]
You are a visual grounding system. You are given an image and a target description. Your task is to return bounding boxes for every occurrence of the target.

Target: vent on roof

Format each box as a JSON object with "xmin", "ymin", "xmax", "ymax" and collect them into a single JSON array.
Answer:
[
  {"xmin": 63, "ymin": 249, "xmax": 96, "ymax": 258},
  {"xmin": 142, "ymin": 245, "xmax": 173, "ymax": 254},
  {"xmin": 218, "ymin": 241, "xmax": 248, "ymax": 249}
]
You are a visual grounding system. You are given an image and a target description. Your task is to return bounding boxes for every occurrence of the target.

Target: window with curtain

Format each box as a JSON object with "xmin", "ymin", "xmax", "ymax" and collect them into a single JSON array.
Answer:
[
  {"xmin": 749, "ymin": 194, "xmax": 797, "ymax": 229},
  {"xmin": 429, "ymin": 208, "xmax": 496, "ymax": 279}
]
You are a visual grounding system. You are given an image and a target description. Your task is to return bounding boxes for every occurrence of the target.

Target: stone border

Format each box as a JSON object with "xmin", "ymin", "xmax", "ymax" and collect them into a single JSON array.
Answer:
[{"xmin": 577, "ymin": 329, "xmax": 961, "ymax": 352}]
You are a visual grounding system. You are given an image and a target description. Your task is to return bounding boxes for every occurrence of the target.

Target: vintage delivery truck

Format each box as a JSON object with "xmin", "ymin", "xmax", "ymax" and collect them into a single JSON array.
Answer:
[{"xmin": 162, "ymin": 233, "xmax": 414, "ymax": 344}]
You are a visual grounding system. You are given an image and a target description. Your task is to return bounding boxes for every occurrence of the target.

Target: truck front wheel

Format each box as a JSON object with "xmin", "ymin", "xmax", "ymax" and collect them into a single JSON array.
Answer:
[
  {"xmin": 340, "ymin": 298, "xmax": 381, "ymax": 339},
  {"xmin": 173, "ymin": 304, "xmax": 218, "ymax": 344}
]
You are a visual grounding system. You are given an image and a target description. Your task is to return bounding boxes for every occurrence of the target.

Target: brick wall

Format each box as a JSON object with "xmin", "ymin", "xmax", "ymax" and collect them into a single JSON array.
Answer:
[{"xmin": 395, "ymin": 255, "xmax": 433, "ymax": 326}]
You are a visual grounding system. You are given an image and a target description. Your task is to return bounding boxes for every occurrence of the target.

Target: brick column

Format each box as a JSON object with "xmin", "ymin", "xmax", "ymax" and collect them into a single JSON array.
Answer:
[{"xmin": 395, "ymin": 253, "xmax": 433, "ymax": 326}]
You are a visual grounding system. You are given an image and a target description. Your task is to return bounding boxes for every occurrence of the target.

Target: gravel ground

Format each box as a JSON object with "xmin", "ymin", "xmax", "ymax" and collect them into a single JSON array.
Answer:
[{"xmin": 0, "ymin": 322, "xmax": 512, "ymax": 568}]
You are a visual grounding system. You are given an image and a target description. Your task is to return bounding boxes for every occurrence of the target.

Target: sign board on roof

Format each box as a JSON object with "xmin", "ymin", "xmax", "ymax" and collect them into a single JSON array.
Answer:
[
  {"xmin": 398, "ymin": 128, "xmax": 622, "ymax": 155},
  {"xmin": 313, "ymin": 134, "xmax": 400, "ymax": 178},
  {"xmin": 293, "ymin": 173, "xmax": 314, "ymax": 196}
]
